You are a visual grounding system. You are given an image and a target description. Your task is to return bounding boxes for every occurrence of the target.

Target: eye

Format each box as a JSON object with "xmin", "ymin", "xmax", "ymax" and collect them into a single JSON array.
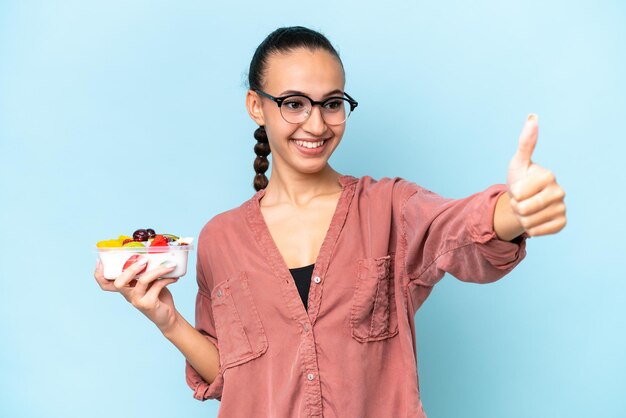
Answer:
[
  {"xmin": 323, "ymin": 99, "xmax": 344, "ymax": 112},
  {"xmin": 283, "ymin": 97, "xmax": 307, "ymax": 111}
]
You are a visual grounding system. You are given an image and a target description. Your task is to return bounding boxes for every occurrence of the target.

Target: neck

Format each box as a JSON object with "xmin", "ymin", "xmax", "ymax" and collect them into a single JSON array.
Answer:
[{"xmin": 261, "ymin": 165, "xmax": 343, "ymax": 208}]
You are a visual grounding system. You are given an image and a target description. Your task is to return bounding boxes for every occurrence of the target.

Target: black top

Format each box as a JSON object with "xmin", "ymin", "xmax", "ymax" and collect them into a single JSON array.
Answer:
[{"xmin": 288, "ymin": 263, "xmax": 315, "ymax": 311}]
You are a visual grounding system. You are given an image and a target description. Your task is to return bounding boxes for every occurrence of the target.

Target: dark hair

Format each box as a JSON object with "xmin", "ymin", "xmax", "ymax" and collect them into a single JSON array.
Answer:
[{"xmin": 248, "ymin": 26, "xmax": 344, "ymax": 191}]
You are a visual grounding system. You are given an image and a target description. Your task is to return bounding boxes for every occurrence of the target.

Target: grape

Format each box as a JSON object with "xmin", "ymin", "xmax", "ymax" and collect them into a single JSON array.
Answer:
[
  {"xmin": 146, "ymin": 228, "xmax": 156, "ymax": 239},
  {"xmin": 133, "ymin": 229, "xmax": 149, "ymax": 242}
]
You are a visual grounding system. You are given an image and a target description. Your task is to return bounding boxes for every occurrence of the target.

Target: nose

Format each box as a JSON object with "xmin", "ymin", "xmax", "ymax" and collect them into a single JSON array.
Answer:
[{"xmin": 301, "ymin": 105, "xmax": 328, "ymax": 136}]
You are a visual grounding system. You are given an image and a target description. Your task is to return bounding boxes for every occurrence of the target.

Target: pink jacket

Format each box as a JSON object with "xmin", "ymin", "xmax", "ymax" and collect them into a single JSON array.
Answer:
[{"xmin": 185, "ymin": 175, "xmax": 528, "ymax": 417}]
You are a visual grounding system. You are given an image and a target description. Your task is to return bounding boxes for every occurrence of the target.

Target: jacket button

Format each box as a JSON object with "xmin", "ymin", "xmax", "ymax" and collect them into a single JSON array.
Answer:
[
  {"xmin": 313, "ymin": 276, "xmax": 321, "ymax": 283},
  {"xmin": 307, "ymin": 373, "xmax": 315, "ymax": 381},
  {"xmin": 216, "ymin": 290, "xmax": 223, "ymax": 297}
]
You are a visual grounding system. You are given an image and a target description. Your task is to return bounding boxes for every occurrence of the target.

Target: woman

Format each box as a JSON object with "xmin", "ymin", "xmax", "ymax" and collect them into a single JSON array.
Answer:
[{"xmin": 95, "ymin": 26, "xmax": 566, "ymax": 417}]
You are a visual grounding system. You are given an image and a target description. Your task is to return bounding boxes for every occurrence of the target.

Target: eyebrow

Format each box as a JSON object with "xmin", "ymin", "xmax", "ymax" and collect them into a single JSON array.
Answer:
[{"xmin": 279, "ymin": 89, "xmax": 344, "ymax": 98}]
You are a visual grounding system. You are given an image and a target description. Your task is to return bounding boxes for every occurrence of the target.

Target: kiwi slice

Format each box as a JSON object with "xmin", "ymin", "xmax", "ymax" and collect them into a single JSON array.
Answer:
[{"xmin": 162, "ymin": 234, "xmax": 179, "ymax": 242}]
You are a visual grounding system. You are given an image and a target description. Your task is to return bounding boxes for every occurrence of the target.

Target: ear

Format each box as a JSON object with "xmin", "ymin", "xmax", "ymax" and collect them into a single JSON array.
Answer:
[{"xmin": 246, "ymin": 90, "xmax": 266, "ymax": 126}]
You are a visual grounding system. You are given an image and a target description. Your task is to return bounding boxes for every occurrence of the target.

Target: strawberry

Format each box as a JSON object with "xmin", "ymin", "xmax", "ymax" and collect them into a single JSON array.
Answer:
[
  {"xmin": 148, "ymin": 234, "xmax": 169, "ymax": 253},
  {"xmin": 150, "ymin": 234, "xmax": 169, "ymax": 247},
  {"xmin": 122, "ymin": 254, "xmax": 147, "ymax": 274}
]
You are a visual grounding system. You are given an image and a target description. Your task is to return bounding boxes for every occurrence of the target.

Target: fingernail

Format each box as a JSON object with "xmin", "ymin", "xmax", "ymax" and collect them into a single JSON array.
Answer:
[
  {"xmin": 160, "ymin": 260, "xmax": 177, "ymax": 269},
  {"xmin": 96, "ymin": 259, "xmax": 102, "ymax": 268},
  {"xmin": 527, "ymin": 113, "xmax": 538, "ymax": 122},
  {"xmin": 136, "ymin": 256, "xmax": 148, "ymax": 266}
]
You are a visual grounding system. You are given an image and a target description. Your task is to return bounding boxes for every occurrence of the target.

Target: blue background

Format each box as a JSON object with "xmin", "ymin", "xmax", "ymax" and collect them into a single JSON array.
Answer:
[{"xmin": 1, "ymin": 1, "xmax": 624, "ymax": 417}]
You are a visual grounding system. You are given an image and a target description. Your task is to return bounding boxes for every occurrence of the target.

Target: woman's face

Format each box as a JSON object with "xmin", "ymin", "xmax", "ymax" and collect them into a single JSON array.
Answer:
[{"xmin": 247, "ymin": 48, "xmax": 347, "ymax": 176}]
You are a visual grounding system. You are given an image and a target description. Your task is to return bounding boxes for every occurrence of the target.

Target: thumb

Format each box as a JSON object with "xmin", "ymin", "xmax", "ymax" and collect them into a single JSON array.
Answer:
[{"xmin": 510, "ymin": 114, "xmax": 539, "ymax": 170}]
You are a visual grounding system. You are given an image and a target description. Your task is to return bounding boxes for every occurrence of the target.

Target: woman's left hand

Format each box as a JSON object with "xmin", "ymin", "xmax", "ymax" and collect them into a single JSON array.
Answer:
[{"xmin": 506, "ymin": 114, "xmax": 567, "ymax": 237}]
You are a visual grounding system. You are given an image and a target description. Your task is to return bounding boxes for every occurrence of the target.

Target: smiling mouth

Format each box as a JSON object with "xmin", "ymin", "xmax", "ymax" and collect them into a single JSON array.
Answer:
[{"xmin": 291, "ymin": 139, "xmax": 329, "ymax": 149}]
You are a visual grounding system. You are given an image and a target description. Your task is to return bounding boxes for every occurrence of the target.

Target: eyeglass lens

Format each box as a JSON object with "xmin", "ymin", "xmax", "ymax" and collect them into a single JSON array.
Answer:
[{"xmin": 281, "ymin": 96, "xmax": 351, "ymax": 125}]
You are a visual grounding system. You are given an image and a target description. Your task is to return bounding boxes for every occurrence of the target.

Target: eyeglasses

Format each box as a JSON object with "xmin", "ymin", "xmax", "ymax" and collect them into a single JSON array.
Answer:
[{"xmin": 254, "ymin": 89, "xmax": 358, "ymax": 125}]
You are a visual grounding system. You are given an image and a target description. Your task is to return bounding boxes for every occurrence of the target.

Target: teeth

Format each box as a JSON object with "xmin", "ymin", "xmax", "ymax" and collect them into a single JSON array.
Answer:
[{"xmin": 294, "ymin": 140, "xmax": 325, "ymax": 148}]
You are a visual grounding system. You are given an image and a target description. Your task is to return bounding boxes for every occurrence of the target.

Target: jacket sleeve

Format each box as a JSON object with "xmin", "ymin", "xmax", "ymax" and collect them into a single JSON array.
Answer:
[
  {"xmin": 400, "ymin": 182, "xmax": 529, "ymax": 288},
  {"xmin": 184, "ymin": 241, "xmax": 224, "ymax": 401}
]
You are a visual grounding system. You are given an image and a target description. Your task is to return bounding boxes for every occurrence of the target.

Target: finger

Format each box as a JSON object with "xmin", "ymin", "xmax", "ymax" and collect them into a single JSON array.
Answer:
[
  {"xmin": 510, "ymin": 114, "xmax": 539, "ymax": 171},
  {"xmin": 94, "ymin": 259, "xmax": 118, "ymax": 292},
  {"xmin": 134, "ymin": 262, "xmax": 177, "ymax": 294},
  {"xmin": 143, "ymin": 277, "xmax": 179, "ymax": 302},
  {"xmin": 512, "ymin": 183, "xmax": 565, "ymax": 216},
  {"xmin": 516, "ymin": 201, "xmax": 567, "ymax": 232},
  {"xmin": 509, "ymin": 165, "xmax": 555, "ymax": 201},
  {"xmin": 525, "ymin": 216, "xmax": 567, "ymax": 237},
  {"xmin": 113, "ymin": 256, "xmax": 148, "ymax": 290}
]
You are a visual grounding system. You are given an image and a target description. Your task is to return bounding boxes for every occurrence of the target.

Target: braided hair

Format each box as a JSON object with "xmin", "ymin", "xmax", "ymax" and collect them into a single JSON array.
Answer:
[
  {"xmin": 253, "ymin": 126, "xmax": 271, "ymax": 191},
  {"xmin": 247, "ymin": 26, "xmax": 344, "ymax": 191}
]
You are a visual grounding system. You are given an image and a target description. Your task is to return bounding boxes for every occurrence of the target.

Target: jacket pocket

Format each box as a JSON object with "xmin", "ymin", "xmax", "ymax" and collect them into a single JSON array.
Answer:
[
  {"xmin": 350, "ymin": 254, "xmax": 399, "ymax": 343},
  {"xmin": 211, "ymin": 271, "xmax": 268, "ymax": 369}
]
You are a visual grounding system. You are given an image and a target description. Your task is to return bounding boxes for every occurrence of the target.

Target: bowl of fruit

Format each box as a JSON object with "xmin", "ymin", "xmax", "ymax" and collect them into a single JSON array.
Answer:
[{"xmin": 96, "ymin": 228, "xmax": 194, "ymax": 280}]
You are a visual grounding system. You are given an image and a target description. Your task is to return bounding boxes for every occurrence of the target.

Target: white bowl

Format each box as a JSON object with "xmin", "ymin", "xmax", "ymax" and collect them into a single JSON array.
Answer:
[{"xmin": 96, "ymin": 244, "xmax": 193, "ymax": 280}]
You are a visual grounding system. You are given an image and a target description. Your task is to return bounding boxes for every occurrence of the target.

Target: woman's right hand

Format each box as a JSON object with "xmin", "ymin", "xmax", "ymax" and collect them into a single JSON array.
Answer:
[{"xmin": 94, "ymin": 257, "xmax": 180, "ymax": 334}]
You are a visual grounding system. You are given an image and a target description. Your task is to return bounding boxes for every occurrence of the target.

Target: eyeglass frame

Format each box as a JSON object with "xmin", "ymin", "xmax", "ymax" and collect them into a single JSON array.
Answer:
[{"xmin": 253, "ymin": 89, "xmax": 359, "ymax": 125}]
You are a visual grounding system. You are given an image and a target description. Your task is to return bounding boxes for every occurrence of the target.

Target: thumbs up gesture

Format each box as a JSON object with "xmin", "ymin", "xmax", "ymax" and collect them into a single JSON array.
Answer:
[{"xmin": 506, "ymin": 114, "xmax": 567, "ymax": 237}]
